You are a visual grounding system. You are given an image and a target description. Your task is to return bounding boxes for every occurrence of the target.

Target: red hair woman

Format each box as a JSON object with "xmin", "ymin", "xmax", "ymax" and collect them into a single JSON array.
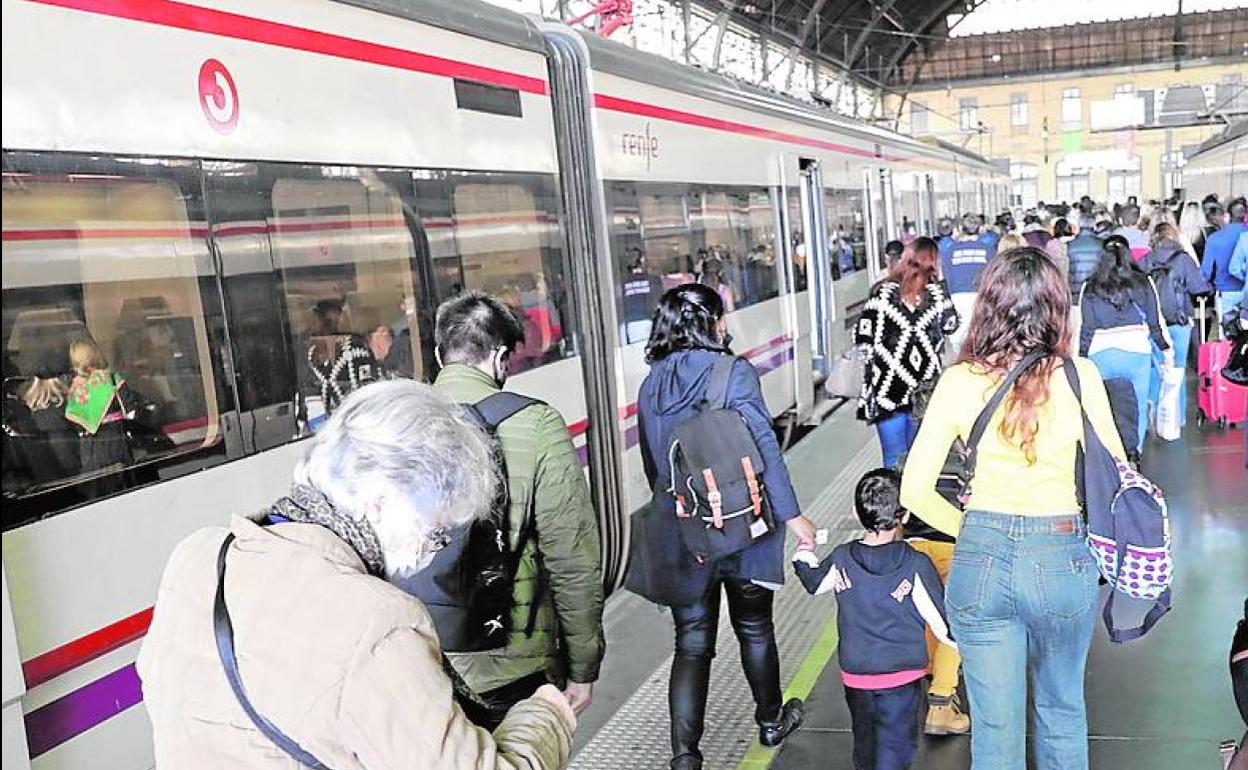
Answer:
[{"xmin": 855, "ymin": 236, "xmax": 959, "ymax": 468}]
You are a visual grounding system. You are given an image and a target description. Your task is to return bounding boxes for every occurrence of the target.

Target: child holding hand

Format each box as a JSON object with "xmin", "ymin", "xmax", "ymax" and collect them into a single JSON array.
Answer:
[{"xmin": 793, "ymin": 468, "xmax": 957, "ymax": 770}]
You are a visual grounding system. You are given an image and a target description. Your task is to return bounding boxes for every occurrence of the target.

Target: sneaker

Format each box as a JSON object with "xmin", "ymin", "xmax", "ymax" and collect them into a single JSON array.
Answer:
[
  {"xmin": 758, "ymin": 698, "xmax": 805, "ymax": 747},
  {"xmin": 924, "ymin": 693, "xmax": 970, "ymax": 735}
]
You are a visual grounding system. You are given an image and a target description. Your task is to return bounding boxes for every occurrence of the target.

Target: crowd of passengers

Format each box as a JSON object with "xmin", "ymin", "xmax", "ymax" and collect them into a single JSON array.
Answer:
[{"xmin": 131, "ymin": 194, "xmax": 1248, "ymax": 770}]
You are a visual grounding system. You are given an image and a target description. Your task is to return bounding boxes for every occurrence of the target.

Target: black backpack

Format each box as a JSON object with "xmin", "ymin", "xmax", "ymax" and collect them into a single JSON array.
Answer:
[
  {"xmin": 667, "ymin": 356, "xmax": 775, "ymax": 565},
  {"xmin": 1148, "ymin": 255, "xmax": 1190, "ymax": 325},
  {"xmin": 396, "ymin": 391, "xmax": 542, "ymax": 652}
]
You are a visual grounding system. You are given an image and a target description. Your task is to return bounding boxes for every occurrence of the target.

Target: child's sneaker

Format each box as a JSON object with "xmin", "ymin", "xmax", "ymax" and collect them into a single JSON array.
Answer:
[{"xmin": 924, "ymin": 693, "xmax": 970, "ymax": 735}]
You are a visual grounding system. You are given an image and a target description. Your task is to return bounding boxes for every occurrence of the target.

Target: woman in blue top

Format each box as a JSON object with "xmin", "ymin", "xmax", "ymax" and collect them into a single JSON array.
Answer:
[
  {"xmin": 1079, "ymin": 236, "xmax": 1171, "ymax": 456},
  {"xmin": 631, "ymin": 284, "xmax": 816, "ymax": 770}
]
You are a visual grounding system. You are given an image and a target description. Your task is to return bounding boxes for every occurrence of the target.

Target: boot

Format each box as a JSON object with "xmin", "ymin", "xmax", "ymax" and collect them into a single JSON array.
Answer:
[
  {"xmin": 924, "ymin": 693, "xmax": 970, "ymax": 735},
  {"xmin": 670, "ymin": 755, "xmax": 703, "ymax": 770},
  {"xmin": 758, "ymin": 698, "xmax": 805, "ymax": 747}
]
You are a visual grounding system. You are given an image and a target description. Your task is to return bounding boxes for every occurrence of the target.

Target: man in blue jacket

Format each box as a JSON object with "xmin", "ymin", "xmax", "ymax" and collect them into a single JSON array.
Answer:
[
  {"xmin": 1202, "ymin": 198, "xmax": 1247, "ymax": 318},
  {"xmin": 941, "ymin": 214, "xmax": 995, "ymax": 358}
]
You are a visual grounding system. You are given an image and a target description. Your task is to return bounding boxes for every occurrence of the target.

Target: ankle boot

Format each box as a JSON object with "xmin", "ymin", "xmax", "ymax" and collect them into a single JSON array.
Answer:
[
  {"xmin": 924, "ymin": 693, "xmax": 971, "ymax": 735},
  {"xmin": 758, "ymin": 698, "xmax": 805, "ymax": 747}
]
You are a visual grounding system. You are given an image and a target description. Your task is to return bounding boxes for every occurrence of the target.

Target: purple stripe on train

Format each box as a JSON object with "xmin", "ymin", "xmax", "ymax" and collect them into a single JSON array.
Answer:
[{"xmin": 25, "ymin": 663, "xmax": 143, "ymax": 758}]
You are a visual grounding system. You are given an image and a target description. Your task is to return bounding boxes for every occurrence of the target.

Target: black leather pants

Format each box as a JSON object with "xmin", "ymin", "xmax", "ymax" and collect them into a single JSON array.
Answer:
[{"xmin": 669, "ymin": 577, "xmax": 782, "ymax": 763}]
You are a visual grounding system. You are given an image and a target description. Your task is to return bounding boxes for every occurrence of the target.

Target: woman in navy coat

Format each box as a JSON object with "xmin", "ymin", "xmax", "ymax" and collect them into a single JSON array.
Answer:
[{"xmin": 630, "ymin": 283, "xmax": 817, "ymax": 770}]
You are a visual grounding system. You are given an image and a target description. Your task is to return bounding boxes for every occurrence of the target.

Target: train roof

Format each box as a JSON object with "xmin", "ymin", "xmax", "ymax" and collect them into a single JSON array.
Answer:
[
  {"xmin": 579, "ymin": 32, "xmax": 999, "ymax": 172},
  {"xmin": 336, "ymin": 0, "xmax": 1001, "ymax": 174},
  {"xmin": 1192, "ymin": 120, "xmax": 1248, "ymax": 156}
]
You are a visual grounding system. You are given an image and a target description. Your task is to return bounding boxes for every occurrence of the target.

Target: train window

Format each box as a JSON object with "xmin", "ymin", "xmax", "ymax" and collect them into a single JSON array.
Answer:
[
  {"xmin": 441, "ymin": 174, "xmax": 571, "ymax": 375},
  {"xmin": 606, "ymin": 182, "xmax": 781, "ymax": 345},
  {"xmin": 786, "ymin": 189, "xmax": 807, "ymax": 293},
  {"xmin": 691, "ymin": 190, "xmax": 780, "ymax": 311},
  {"xmin": 825, "ymin": 188, "xmax": 867, "ymax": 280},
  {"xmin": 203, "ymin": 163, "xmax": 427, "ymax": 440},
  {"xmin": 2, "ymin": 153, "xmax": 231, "ymax": 527}
]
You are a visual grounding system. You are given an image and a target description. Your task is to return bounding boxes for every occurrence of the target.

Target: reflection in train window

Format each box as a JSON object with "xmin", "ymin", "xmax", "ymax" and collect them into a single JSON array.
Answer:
[
  {"xmin": 447, "ymin": 178, "xmax": 570, "ymax": 374},
  {"xmin": 269, "ymin": 172, "xmax": 422, "ymax": 427},
  {"xmin": 826, "ymin": 188, "xmax": 868, "ymax": 281},
  {"xmin": 606, "ymin": 182, "xmax": 781, "ymax": 345},
  {"xmin": 2, "ymin": 153, "xmax": 230, "ymax": 527}
]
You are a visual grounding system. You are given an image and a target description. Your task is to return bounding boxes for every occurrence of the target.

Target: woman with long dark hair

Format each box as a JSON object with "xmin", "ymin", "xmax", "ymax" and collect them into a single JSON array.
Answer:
[
  {"xmin": 631, "ymin": 283, "xmax": 816, "ymax": 770},
  {"xmin": 1078, "ymin": 236, "xmax": 1171, "ymax": 455},
  {"xmin": 900, "ymin": 247, "xmax": 1127, "ymax": 770},
  {"xmin": 856, "ymin": 236, "xmax": 959, "ymax": 468}
]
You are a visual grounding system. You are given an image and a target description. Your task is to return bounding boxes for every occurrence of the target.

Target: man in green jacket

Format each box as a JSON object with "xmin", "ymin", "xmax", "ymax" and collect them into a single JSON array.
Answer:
[{"xmin": 433, "ymin": 291, "xmax": 605, "ymax": 720}]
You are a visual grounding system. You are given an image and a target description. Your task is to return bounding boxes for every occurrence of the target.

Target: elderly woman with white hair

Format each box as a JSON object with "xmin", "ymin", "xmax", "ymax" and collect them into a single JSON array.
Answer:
[{"xmin": 137, "ymin": 380, "xmax": 576, "ymax": 769}]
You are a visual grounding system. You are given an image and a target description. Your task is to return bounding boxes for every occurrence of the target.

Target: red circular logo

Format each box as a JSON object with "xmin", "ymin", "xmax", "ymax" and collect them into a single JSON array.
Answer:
[{"xmin": 198, "ymin": 59, "xmax": 239, "ymax": 134}]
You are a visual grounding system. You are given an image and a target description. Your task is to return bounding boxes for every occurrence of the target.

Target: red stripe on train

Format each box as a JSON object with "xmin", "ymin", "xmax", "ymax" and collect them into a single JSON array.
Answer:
[
  {"xmin": 21, "ymin": 607, "xmax": 154, "ymax": 689},
  {"xmin": 593, "ymin": 95, "xmax": 907, "ymax": 162},
  {"xmin": 22, "ymin": 0, "xmax": 549, "ymax": 94}
]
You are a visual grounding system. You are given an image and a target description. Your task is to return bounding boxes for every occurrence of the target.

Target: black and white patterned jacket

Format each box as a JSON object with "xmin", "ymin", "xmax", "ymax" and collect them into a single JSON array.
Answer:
[{"xmin": 854, "ymin": 280, "xmax": 959, "ymax": 421}]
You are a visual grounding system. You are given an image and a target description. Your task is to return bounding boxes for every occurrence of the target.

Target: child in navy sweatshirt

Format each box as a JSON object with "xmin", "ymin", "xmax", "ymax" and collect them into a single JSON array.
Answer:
[{"xmin": 793, "ymin": 468, "xmax": 956, "ymax": 770}]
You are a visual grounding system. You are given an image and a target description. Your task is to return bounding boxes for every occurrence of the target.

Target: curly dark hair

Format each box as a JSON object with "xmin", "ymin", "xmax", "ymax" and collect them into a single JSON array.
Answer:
[{"xmin": 644, "ymin": 283, "xmax": 730, "ymax": 364}]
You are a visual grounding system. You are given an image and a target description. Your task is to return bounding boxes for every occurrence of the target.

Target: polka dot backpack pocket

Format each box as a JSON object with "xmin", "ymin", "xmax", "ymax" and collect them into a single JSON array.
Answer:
[{"xmin": 1063, "ymin": 360, "xmax": 1173, "ymax": 644}]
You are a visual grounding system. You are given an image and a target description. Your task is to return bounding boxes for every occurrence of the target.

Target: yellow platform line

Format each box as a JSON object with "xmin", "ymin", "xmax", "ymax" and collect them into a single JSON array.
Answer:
[{"xmin": 735, "ymin": 614, "xmax": 840, "ymax": 770}]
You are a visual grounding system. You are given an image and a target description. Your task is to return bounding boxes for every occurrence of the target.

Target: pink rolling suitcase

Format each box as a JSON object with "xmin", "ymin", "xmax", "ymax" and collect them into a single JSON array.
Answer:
[{"xmin": 1196, "ymin": 298, "xmax": 1248, "ymax": 429}]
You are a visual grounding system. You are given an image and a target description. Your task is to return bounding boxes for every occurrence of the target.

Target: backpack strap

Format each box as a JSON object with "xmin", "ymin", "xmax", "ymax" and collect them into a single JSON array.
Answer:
[
  {"xmin": 702, "ymin": 355, "xmax": 739, "ymax": 410},
  {"xmin": 463, "ymin": 391, "xmax": 546, "ymax": 637},
  {"xmin": 466, "ymin": 391, "xmax": 544, "ymax": 431},
  {"xmin": 964, "ymin": 350, "xmax": 1047, "ymax": 456},
  {"xmin": 214, "ymin": 534, "xmax": 335, "ymax": 770}
]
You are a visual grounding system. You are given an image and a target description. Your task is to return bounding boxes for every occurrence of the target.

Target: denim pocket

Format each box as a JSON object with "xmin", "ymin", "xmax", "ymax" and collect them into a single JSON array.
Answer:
[
  {"xmin": 946, "ymin": 551, "xmax": 992, "ymax": 616},
  {"xmin": 1035, "ymin": 550, "xmax": 1098, "ymax": 621}
]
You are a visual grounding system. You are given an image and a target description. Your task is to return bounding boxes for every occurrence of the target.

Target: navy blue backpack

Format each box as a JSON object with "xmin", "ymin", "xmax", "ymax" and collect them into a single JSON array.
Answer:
[{"xmin": 1063, "ymin": 359, "xmax": 1173, "ymax": 643}]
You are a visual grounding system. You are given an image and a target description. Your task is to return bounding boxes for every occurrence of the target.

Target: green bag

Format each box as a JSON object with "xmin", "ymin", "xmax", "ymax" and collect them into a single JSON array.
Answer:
[{"xmin": 65, "ymin": 370, "xmax": 122, "ymax": 435}]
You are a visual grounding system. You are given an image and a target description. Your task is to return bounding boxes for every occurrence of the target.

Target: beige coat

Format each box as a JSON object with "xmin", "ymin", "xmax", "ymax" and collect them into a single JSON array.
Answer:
[{"xmin": 137, "ymin": 515, "xmax": 573, "ymax": 769}]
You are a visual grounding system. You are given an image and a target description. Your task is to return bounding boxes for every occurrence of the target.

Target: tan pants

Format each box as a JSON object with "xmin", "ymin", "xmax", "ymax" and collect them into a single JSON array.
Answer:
[{"xmin": 907, "ymin": 539, "xmax": 961, "ymax": 698}]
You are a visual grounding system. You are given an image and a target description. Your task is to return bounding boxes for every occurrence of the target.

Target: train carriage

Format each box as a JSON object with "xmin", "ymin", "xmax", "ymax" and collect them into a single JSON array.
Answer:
[{"xmin": 1, "ymin": 1, "xmax": 1004, "ymax": 767}]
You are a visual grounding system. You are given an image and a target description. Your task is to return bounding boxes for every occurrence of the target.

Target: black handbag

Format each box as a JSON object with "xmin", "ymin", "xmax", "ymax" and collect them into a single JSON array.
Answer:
[{"xmin": 934, "ymin": 351, "xmax": 1047, "ymax": 509}]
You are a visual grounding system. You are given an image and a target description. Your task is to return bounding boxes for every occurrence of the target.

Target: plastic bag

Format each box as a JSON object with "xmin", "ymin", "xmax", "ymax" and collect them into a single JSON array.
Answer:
[{"xmin": 1155, "ymin": 366, "xmax": 1184, "ymax": 442}]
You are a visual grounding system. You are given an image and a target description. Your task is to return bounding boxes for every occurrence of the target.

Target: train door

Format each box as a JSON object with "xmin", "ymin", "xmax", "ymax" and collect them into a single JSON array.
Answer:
[
  {"xmin": 1, "ymin": 562, "xmax": 31, "ymax": 770},
  {"xmin": 799, "ymin": 159, "xmax": 834, "ymax": 384},
  {"xmin": 863, "ymin": 168, "xmax": 884, "ymax": 284},
  {"xmin": 776, "ymin": 157, "xmax": 815, "ymax": 422}
]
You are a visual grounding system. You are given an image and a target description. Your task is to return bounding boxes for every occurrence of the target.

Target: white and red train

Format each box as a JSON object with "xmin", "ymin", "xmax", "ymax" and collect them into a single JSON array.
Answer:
[{"xmin": 1, "ymin": 0, "xmax": 1009, "ymax": 766}]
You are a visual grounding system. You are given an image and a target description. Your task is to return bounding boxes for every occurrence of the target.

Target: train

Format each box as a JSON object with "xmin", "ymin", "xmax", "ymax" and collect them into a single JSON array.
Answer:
[
  {"xmin": 1182, "ymin": 120, "xmax": 1248, "ymax": 202},
  {"xmin": 0, "ymin": 0, "xmax": 1013, "ymax": 766}
]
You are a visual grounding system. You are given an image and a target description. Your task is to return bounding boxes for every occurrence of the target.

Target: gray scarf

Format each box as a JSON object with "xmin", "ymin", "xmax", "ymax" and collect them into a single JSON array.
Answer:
[{"xmin": 270, "ymin": 483, "xmax": 386, "ymax": 577}]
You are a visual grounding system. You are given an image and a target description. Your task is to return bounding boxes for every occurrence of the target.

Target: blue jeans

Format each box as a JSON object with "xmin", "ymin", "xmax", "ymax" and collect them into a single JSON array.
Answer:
[
  {"xmin": 1149, "ymin": 323, "xmax": 1192, "ymax": 422},
  {"xmin": 1089, "ymin": 348, "xmax": 1151, "ymax": 453},
  {"xmin": 875, "ymin": 409, "xmax": 918, "ymax": 469},
  {"xmin": 946, "ymin": 512, "xmax": 1099, "ymax": 770}
]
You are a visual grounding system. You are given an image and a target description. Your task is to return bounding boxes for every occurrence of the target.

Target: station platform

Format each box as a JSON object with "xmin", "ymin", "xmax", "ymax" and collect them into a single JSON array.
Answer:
[{"xmin": 570, "ymin": 398, "xmax": 1248, "ymax": 770}]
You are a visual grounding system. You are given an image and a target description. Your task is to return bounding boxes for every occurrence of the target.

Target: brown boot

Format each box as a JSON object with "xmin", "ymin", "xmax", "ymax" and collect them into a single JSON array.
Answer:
[{"xmin": 924, "ymin": 693, "xmax": 970, "ymax": 735}]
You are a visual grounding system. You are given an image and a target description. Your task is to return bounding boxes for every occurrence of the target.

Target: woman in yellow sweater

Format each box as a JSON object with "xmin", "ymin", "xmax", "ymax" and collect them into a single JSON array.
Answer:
[{"xmin": 900, "ymin": 247, "xmax": 1125, "ymax": 770}]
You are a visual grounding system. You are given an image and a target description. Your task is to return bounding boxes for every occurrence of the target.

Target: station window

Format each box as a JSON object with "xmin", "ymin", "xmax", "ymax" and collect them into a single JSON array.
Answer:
[
  {"xmin": 825, "ymin": 188, "xmax": 867, "ymax": 280},
  {"xmin": 1055, "ymin": 172, "xmax": 1090, "ymax": 204},
  {"xmin": 1010, "ymin": 93, "xmax": 1029, "ymax": 129},
  {"xmin": 1107, "ymin": 169, "xmax": 1142, "ymax": 205},
  {"xmin": 959, "ymin": 97, "xmax": 979, "ymax": 133},
  {"xmin": 1062, "ymin": 88, "xmax": 1082, "ymax": 129},
  {"xmin": 1010, "ymin": 163, "xmax": 1040, "ymax": 209},
  {"xmin": 910, "ymin": 101, "xmax": 929, "ymax": 135},
  {"xmin": 2, "ymin": 153, "xmax": 231, "ymax": 527},
  {"xmin": 605, "ymin": 182, "xmax": 780, "ymax": 345}
]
